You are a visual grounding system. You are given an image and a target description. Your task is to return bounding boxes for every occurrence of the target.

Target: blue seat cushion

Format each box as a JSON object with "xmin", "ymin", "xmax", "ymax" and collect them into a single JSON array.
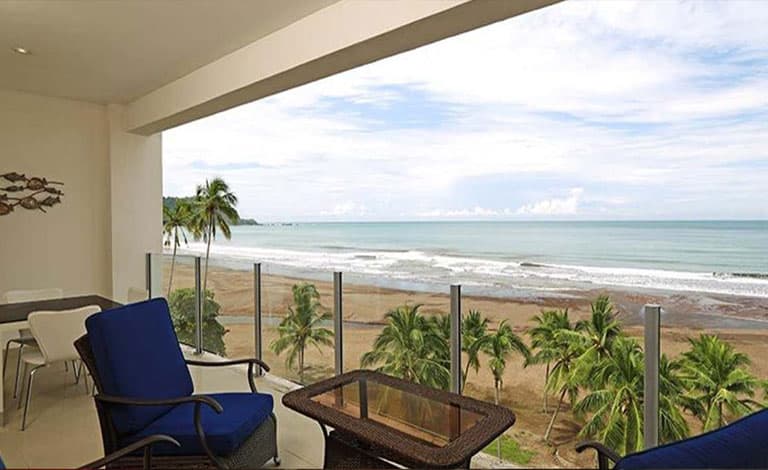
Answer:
[
  {"xmin": 617, "ymin": 408, "xmax": 768, "ymax": 469},
  {"xmin": 123, "ymin": 392, "xmax": 274, "ymax": 456},
  {"xmin": 86, "ymin": 298, "xmax": 194, "ymax": 434}
]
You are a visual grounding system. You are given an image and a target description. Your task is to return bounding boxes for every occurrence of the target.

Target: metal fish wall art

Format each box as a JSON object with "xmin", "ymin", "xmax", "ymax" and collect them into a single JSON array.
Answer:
[{"xmin": 0, "ymin": 172, "xmax": 64, "ymax": 216}]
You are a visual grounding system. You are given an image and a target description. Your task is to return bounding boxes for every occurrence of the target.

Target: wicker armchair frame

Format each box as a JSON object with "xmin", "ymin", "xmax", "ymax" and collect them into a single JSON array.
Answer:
[{"xmin": 75, "ymin": 335, "xmax": 279, "ymax": 469}]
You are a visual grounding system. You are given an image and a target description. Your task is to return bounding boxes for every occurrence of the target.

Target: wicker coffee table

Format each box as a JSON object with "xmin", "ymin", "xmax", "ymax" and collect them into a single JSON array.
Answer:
[{"xmin": 282, "ymin": 370, "xmax": 516, "ymax": 469}]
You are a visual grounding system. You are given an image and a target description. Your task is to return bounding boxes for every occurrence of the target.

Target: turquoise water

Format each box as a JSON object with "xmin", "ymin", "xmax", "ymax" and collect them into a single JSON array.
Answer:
[{"xmin": 180, "ymin": 221, "xmax": 768, "ymax": 297}]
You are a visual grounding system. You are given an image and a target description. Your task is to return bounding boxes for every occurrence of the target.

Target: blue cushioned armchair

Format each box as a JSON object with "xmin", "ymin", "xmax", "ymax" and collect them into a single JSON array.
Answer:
[
  {"xmin": 576, "ymin": 409, "xmax": 768, "ymax": 469},
  {"xmin": 75, "ymin": 298, "xmax": 279, "ymax": 469}
]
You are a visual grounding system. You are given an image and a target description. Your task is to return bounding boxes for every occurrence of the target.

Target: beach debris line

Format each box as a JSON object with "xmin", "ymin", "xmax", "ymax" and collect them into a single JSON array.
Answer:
[{"xmin": 0, "ymin": 172, "xmax": 64, "ymax": 215}]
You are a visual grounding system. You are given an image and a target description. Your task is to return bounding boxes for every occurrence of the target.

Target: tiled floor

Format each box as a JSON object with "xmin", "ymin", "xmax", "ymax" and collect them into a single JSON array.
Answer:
[
  {"xmin": 0, "ymin": 348, "xmax": 505, "ymax": 468},
  {"xmin": 0, "ymin": 349, "xmax": 323, "ymax": 468}
]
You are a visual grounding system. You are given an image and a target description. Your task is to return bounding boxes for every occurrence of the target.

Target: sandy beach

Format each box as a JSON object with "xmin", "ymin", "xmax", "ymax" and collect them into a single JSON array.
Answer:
[{"xmin": 163, "ymin": 261, "xmax": 768, "ymax": 467}]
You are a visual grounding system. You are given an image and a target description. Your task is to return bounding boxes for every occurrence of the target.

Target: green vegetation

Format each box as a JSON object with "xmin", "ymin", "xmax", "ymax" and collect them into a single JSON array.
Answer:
[
  {"xmin": 190, "ymin": 178, "xmax": 239, "ymax": 293},
  {"xmin": 167, "ymin": 288, "xmax": 228, "ymax": 356},
  {"xmin": 270, "ymin": 283, "xmax": 334, "ymax": 384},
  {"xmin": 361, "ymin": 304, "xmax": 451, "ymax": 390},
  {"xmin": 461, "ymin": 310, "xmax": 490, "ymax": 392},
  {"xmin": 482, "ymin": 435, "xmax": 536, "ymax": 465},
  {"xmin": 164, "ymin": 196, "xmax": 256, "ymax": 225},
  {"xmin": 162, "ymin": 200, "xmax": 191, "ymax": 297},
  {"xmin": 356, "ymin": 293, "xmax": 765, "ymax": 462}
]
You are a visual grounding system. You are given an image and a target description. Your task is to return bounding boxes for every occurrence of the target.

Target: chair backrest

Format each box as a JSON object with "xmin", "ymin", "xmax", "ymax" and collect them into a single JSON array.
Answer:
[
  {"xmin": 126, "ymin": 287, "xmax": 149, "ymax": 303},
  {"xmin": 85, "ymin": 298, "xmax": 193, "ymax": 434},
  {"xmin": 2, "ymin": 288, "xmax": 64, "ymax": 303},
  {"xmin": 28, "ymin": 305, "xmax": 102, "ymax": 363},
  {"xmin": 616, "ymin": 408, "xmax": 768, "ymax": 469}
]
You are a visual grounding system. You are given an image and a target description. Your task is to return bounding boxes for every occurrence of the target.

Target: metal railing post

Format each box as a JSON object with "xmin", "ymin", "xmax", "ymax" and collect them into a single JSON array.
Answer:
[
  {"xmin": 450, "ymin": 285, "xmax": 462, "ymax": 394},
  {"xmin": 145, "ymin": 253, "xmax": 152, "ymax": 297},
  {"xmin": 644, "ymin": 304, "xmax": 661, "ymax": 449},
  {"xmin": 334, "ymin": 272, "xmax": 343, "ymax": 376},
  {"xmin": 253, "ymin": 263, "xmax": 263, "ymax": 375},
  {"xmin": 194, "ymin": 256, "xmax": 203, "ymax": 355}
]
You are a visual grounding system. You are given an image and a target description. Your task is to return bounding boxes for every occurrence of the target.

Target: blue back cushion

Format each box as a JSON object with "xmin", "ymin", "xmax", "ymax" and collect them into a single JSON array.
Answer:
[
  {"xmin": 617, "ymin": 409, "xmax": 768, "ymax": 469},
  {"xmin": 86, "ymin": 298, "xmax": 193, "ymax": 434}
]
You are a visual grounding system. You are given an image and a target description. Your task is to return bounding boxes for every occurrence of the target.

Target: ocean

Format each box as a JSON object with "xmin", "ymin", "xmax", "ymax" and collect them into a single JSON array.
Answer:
[{"xmin": 177, "ymin": 221, "xmax": 768, "ymax": 298}]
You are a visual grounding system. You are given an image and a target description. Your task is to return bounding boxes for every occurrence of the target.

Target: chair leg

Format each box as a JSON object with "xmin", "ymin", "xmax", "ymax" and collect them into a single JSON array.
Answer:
[
  {"xmin": 17, "ymin": 361, "xmax": 28, "ymax": 408},
  {"xmin": 72, "ymin": 360, "xmax": 80, "ymax": 384},
  {"xmin": 2, "ymin": 338, "xmax": 13, "ymax": 377},
  {"xmin": 272, "ymin": 413, "xmax": 280, "ymax": 466},
  {"xmin": 21, "ymin": 365, "xmax": 43, "ymax": 431},
  {"xmin": 13, "ymin": 344, "xmax": 24, "ymax": 399},
  {"xmin": 81, "ymin": 364, "xmax": 89, "ymax": 395}
]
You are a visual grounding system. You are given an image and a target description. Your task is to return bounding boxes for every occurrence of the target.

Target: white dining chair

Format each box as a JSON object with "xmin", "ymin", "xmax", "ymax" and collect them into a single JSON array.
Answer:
[
  {"xmin": 19, "ymin": 304, "xmax": 101, "ymax": 430},
  {"xmin": 1, "ymin": 288, "xmax": 64, "ymax": 399}
]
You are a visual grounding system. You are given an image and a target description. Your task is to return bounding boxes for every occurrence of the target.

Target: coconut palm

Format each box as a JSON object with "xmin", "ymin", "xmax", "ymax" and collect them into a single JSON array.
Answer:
[
  {"xmin": 484, "ymin": 320, "xmax": 529, "ymax": 460},
  {"xmin": 569, "ymin": 295, "xmax": 623, "ymax": 388},
  {"xmin": 461, "ymin": 310, "xmax": 490, "ymax": 392},
  {"xmin": 575, "ymin": 338, "xmax": 689, "ymax": 455},
  {"xmin": 527, "ymin": 308, "xmax": 570, "ymax": 412},
  {"xmin": 270, "ymin": 283, "xmax": 333, "ymax": 383},
  {"xmin": 658, "ymin": 355, "xmax": 690, "ymax": 444},
  {"xmin": 361, "ymin": 304, "xmax": 450, "ymax": 390},
  {"xmin": 543, "ymin": 320, "xmax": 584, "ymax": 442},
  {"xmin": 162, "ymin": 200, "xmax": 191, "ymax": 297},
  {"xmin": 680, "ymin": 334, "xmax": 760, "ymax": 431},
  {"xmin": 192, "ymin": 178, "xmax": 239, "ymax": 293}
]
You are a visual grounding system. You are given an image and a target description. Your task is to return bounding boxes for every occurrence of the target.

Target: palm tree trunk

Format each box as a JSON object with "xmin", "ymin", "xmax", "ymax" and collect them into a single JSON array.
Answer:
[
  {"xmin": 167, "ymin": 235, "xmax": 177, "ymax": 298},
  {"xmin": 543, "ymin": 362, "xmax": 550, "ymax": 413},
  {"xmin": 544, "ymin": 387, "xmax": 567, "ymax": 442},
  {"xmin": 495, "ymin": 382, "xmax": 502, "ymax": 461},
  {"xmin": 462, "ymin": 361, "xmax": 472, "ymax": 392},
  {"xmin": 299, "ymin": 347, "xmax": 305, "ymax": 384},
  {"xmin": 203, "ymin": 222, "xmax": 212, "ymax": 294}
]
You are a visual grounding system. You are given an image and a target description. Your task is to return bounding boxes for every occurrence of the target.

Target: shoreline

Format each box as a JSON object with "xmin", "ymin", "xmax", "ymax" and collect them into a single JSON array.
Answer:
[{"xmin": 162, "ymin": 260, "xmax": 768, "ymax": 468}]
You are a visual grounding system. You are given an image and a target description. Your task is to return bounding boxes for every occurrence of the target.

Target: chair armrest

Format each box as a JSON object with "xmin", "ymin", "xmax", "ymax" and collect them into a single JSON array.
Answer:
[
  {"xmin": 186, "ymin": 357, "xmax": 271, "ymax": 373},
  {"xmin": 95, "ymin": 394, "xmax": 226, "ymax": 468},
  {"xmin": 95, "ymin": 393, "xmax": 224, "ymax": 413},
  {"xmin": 78, "ymin": 434, "xmax": 180, "ymax": 470},
  {"xmin": 185, "ymin": 357, "xmax": 269, "ymax": 393},
  {"xmin": 576, "ymin": 440, "xmax": 621, "ymax": 470}
]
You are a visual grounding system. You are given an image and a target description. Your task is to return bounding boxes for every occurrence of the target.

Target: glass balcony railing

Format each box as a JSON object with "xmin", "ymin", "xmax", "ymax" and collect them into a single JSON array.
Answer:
[
  {"xmin": 147, "ymin": 252, "xmax": 759, "ymax": 467},
  {"xmin": 260, "ymin": 264, "xmax": 335, "ymax": 385},
  {"xmin": 341, "ymin": 272, "xmax": 451, "ymax": 388}
]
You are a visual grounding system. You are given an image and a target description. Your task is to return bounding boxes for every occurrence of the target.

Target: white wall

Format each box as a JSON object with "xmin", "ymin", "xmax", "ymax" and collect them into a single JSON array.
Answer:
[
  {"xmin": 0, "ymin": 89, "xmax": 111, "ymax": 297},
  {"xmin": 107, "ymin": 105, "xmax": 162, "ymax": 302},
  {"xmin": 0, "ymin": 91, "xmax": 163, "ymax": 301}
]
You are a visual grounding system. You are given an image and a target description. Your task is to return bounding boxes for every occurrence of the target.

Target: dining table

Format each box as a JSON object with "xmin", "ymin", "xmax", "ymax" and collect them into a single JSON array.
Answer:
[{"xmin": 0, "ymin": 294, "xmax": 120, "ymax": 425}]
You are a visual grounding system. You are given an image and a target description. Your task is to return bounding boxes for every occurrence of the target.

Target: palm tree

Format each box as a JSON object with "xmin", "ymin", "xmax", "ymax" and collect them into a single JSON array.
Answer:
[
  {"xmin": 680, "ymin": 334, "xmax": 760, "ymax": 431},
  {"xmin": 361, "ymin": 304, "xmax": 450, "ymax": 390},
  {"xmin": 461, "ymin": 310, "xmax": 490, "ymax": 392},
  {"xmin": 543, "ymin": 320, "xmax": 584, "ymax": 442},
  {"xmin": 162, "ymin": 200, "xmax": 191, "ymax": 297},
  {"xmin": 569, "ymin": 295, "xmax": 623, "ymax": 389},
  {"xmin": 484, "ymin": 320, "xmax": 529, "ymax": 460},
  {"xmin": 192, "ymin": 178, "xmax": 239, "ymax": 293},
  {"xmin": 270, "ymin": 283, "xmax": 333, "ymax": 383},
  {"xmin": 575, "ymin": 338, "xmax": 689, "ymax": 455},
  {"xmin": 527, "ymin": 308, "xmax": 570, "ymax": 412}
]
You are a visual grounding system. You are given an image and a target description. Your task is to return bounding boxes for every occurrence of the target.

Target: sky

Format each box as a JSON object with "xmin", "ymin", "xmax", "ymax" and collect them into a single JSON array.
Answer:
[{"xmin": 163, "ymin": 0, "xmax": 768, "ymax": 222}]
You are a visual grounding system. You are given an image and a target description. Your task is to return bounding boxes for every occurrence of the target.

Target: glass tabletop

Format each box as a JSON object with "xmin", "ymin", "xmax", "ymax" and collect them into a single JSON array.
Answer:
[{"xmin": 310, "ymin": 376, "xmax": 485, "ymax": 447}]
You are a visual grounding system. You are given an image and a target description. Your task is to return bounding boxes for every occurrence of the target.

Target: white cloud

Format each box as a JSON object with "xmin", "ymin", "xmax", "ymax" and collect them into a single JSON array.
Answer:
[
  {"xmin": 517, "ymin": 188, "xmax": 584, "ymax": 216},
  {"xmin": 163, "ymin": 1, "xmax": 768, "ymax": 221}
]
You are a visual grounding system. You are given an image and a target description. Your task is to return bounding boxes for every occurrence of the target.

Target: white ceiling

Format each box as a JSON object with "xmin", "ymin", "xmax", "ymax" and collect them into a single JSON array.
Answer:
[{"xmin": 0, "ymin": 0, "xmax": 339, "ymax": 104}]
